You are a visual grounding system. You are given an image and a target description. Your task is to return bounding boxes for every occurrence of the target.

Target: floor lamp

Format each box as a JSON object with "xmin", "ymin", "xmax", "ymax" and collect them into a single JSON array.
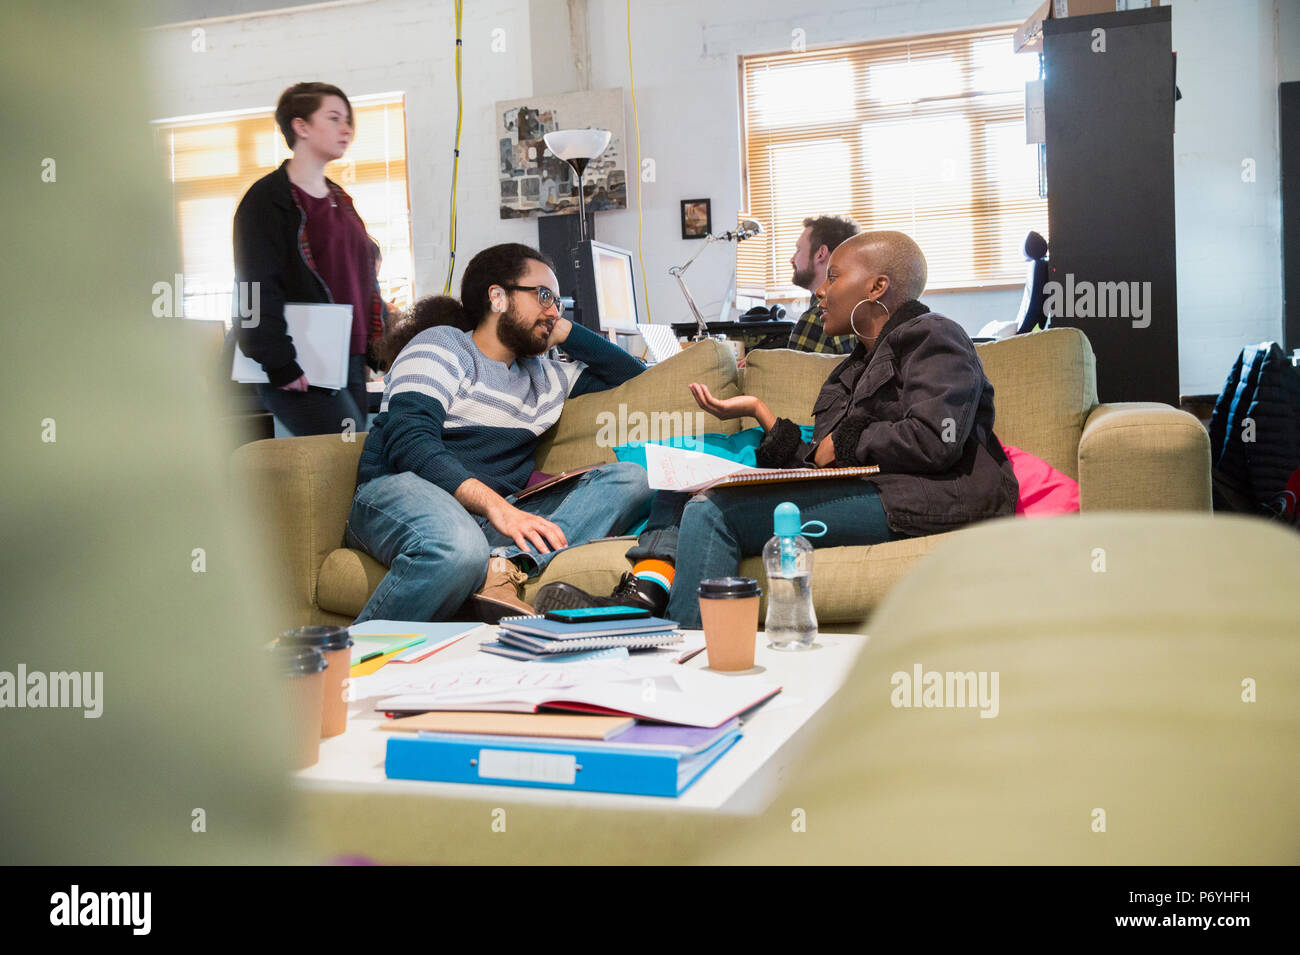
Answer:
[{"xmin": 543, "ymin": 128, "xmax": 612, "ymax": 242}]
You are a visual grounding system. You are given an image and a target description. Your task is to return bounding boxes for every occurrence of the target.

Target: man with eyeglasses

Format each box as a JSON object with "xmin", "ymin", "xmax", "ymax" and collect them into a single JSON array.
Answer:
[{"xmin": 346, "ymin": 242, "xmax": 653, "ymax": 623}]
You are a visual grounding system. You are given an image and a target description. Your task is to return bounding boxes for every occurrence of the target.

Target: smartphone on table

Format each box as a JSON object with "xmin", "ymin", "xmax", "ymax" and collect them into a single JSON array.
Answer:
[{"xmin": 543, "ymin": 606, "xmax": 652, "ymax": 624}]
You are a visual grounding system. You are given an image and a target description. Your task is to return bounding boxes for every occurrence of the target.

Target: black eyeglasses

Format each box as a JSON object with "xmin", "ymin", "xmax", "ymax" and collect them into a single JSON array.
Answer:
[{"xmin": 502, "ymin": 284, "xmax": 564, "ymax": 313}]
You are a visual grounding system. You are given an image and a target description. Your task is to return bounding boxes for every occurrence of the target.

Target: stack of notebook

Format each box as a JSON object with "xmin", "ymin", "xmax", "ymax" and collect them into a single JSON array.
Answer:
[
  {"xmin": 481, "ymin": 612, "xmax": 682, "ymax": 661},
  {"xmin": 382, "ymin": 711, "xmax": 744, "ymax": 797},
  {"xmin": 377, "ymin": 659, "xmax": 784, "ymax": 796}
]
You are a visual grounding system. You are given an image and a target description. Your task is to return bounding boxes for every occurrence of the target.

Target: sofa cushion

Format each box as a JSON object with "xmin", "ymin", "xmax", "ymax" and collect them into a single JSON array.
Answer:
[
  {"xmin": 318, "ymin": 538, "xmax": 643, "ymax": 620},
  {"xmin": 530, "ymin": 532, "xmax": 957, "ymax": 626},
  {"xmin": 316, "ymin": 547, "xmax": 389, "ymax": 617},
  {"xmin": 741, "ymin": 327, "xmax": 1098, "ymax": 480},
  {"xmin": 533, "ymin": 338, "xmax": 741, "ymax": 474},
  {"xmin": 739, "ymin": 532, "xmax": 955, "ymax": 625},
  {"xmin": 528, "ymin": 534, "xmax": 956, "ymax": 625},
  {"xmin": 232, "ymin": 434, "xmax": 366, "ymax": 627},
  {"xmin": 302, "ymin": 514, "xmax": 1300, "ymax": 866},
  {"xmin": 974, "ymin": 327, "xmax": 1096, "ymax": 480},
  {"xmin": 319, "ymin": 528, "xmax": 952, "ymax": 624},
  {"xmin": 612, "ymin": 427, "xmax": 766, "ymax": 468},
  {"xmin": 702, "ymin": 514, "xmax": 1300, "ymax": 864},
  {"xmin": 739, "ymin": 347, "xmax": 843, "ymax": 428}
]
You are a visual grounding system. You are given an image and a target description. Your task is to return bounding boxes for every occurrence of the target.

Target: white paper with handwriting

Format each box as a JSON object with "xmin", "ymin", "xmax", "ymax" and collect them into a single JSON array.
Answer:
[{"xmin": 642, "ymin": 443, "xmax": 759, "ymax": 492}]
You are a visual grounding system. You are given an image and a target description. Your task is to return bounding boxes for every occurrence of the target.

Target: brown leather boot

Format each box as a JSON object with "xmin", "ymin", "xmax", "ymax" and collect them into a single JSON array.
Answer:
[{"xmin": 472, "ymin": 556, "xmax": 534, "ymax": 623}]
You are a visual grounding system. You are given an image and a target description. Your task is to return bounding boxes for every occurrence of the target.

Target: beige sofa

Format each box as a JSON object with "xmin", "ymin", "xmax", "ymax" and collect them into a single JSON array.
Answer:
[
  {"xmin": 301, "ymin": 513, "xmax": 1300, "ymax": 865},
  {"xmin": 232, "ymin": 328, "xmax": 1211, "ymax": 628}
]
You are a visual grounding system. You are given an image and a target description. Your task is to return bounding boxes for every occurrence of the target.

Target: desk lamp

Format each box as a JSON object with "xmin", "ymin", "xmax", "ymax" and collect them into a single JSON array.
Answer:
[
  {"xmin": 669, "ymin": 217, "xmax": 762, "ymax": 340},
  {"xmin": 543, "ymin": 128, "xmax": 612, "ymax": 242}
]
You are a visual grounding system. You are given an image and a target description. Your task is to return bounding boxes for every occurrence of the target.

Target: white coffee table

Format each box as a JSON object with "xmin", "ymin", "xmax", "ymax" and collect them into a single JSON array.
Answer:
[{"xmin": 296, "ymin": 624, "xmax": 867, "ymax": 815}]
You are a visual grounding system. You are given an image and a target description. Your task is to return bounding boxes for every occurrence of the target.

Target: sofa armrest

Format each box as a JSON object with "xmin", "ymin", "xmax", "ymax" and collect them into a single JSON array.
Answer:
[
  {"xmin": 230, "ymin": 435, "xmax": 364, "ymax": 627},
  {"xmin": 1078, "ymin": 403, "xmax": 1211, "ymax": 511}
]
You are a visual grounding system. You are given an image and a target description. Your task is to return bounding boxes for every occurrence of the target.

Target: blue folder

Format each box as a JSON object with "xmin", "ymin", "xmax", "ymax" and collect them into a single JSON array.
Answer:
[{"xmin": 385, "ymin": 729, "xmax": 742, "ymax": 797}]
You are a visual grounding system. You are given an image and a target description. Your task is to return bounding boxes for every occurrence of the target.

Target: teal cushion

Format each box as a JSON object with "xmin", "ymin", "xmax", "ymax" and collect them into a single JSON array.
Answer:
[
  {"xmin": 612, "ymin": 427, "xmax": 817, "ymax": 538},
  {"xmin": 612, "ymin": 426, "xmax": 816, "ymax": 470}
]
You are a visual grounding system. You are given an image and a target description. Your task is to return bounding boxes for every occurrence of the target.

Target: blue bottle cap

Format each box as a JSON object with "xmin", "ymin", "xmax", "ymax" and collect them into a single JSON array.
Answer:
[{"xmin": 773, "ymin": 501, "xmax": 802, "ymax": 538}]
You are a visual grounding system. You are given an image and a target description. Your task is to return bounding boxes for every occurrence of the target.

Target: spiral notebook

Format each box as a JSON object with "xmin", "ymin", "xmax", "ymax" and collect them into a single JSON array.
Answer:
[
  {"xmin": 643, "ymin": 443, "xmax": 879, "ymax": 493},
  {"xmin": 701, "ymin": 465, "xmax": 880, "ymax": 491},
  {"xmin": 497, "ymin": 613, "xmax": 679, "ymax": 640},
  {"xmin": 491, "ymin": 629, "xmax": 684, "ymax": 657}
]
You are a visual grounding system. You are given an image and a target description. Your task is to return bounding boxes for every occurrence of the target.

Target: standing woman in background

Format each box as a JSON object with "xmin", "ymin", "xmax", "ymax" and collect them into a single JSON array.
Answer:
[{"xmin": 233, "ymin": 82, "xmax": 384, "ymax": 435}]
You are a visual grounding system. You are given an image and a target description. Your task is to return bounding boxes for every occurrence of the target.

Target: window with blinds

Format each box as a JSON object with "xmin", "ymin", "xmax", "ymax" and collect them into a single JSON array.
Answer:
[
  {"xmin": 738, "ymin": 26, "xmax": 1045, "ymax": 301},
  {"xmin": 153, "ymin": 93, "xmax": 413, "ymax": 325}
]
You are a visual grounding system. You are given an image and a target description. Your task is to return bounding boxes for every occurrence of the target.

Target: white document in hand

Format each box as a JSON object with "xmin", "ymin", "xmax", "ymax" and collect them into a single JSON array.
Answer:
[
  {"xmin": 232, "ymin": 302, "xmax": 352, "ymax": 390},
  {"xmin": 643, "ymin": 443, "xmax": 760, "ymax": 492}
]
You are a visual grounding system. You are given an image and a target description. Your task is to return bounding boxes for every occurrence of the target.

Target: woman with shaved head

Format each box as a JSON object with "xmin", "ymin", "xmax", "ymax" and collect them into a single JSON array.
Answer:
[{"xmin": 537, "ymin": 231, "xmax": 1018, "ymax": 628}]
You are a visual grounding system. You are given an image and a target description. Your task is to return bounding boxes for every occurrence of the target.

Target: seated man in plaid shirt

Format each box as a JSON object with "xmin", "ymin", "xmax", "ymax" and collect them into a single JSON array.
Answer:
[{"xmin": 785, "ymin": 214, "xmax": 860, "ymax": 354}]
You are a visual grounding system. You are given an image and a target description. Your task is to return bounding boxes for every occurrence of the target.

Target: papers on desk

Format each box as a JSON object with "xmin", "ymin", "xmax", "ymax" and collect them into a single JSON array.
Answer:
[
  {"xmin": 382, "ymin": 710, "xmax": 637, "ymax": 740},
  {"xmin": 232, "ymin": 302, "xmax": 352, "ymax": 390},
  {"xmin": 350, "ymin": 620, "xmax": 474, "ymax": 665},
  {"xmin": 366, "ymin": 632, "xmax": 776, "ymax": 796},
  {"xmin": 375, "ymin": 657, "xmax": 781, "ymax": 728}
]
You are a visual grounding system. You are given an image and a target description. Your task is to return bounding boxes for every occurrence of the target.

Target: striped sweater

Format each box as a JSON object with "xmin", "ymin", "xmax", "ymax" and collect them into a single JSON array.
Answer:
[{"xmin": 357, "ymin": 323, "xmax": 645, "ymax": 496}]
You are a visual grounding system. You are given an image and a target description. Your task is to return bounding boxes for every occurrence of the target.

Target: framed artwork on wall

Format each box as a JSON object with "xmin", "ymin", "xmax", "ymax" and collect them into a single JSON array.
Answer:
[
  {"xmin": 495, "ymin": 89, "xmax": 627, "ymax": 220},
  {"xmin": 681, "ymin": 198, "xmax": 711, "ymax": 239}
]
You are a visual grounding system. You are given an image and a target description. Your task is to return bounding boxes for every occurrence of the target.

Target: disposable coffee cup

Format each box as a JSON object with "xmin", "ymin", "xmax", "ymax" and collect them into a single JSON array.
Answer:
[
  {"xmin": 697, "ymin": 577, "xmax": 762, "ymax": 671},
  {"xmin": 280, "ymin": 626, "xmax": 353, "ymax": 737},
  {"xmin": 271, "ymin": 644, "xmax": 328, "ymax": 770}
]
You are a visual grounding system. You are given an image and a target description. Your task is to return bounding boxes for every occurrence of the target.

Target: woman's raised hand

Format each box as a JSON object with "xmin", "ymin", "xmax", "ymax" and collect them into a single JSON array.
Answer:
[{"xmin": 689, "ymin": 382, "xmax": 757, "ymax": 421}]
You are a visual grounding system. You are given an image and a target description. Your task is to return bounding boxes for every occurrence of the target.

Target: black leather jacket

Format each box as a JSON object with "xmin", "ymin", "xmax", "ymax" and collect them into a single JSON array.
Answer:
[{"xmin": 756, "ymin": 299, "xmax": 1018, "ymax": 536}]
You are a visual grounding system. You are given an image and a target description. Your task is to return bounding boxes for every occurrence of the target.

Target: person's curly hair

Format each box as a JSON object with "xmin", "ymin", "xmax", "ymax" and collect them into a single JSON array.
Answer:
[
  {"xmin": 374, "ymin": 296, "xmax": 472, "ymax": 371},
  {"xmin": 375, "ymin": 244, "xmax": 556, "ymax": 370}
]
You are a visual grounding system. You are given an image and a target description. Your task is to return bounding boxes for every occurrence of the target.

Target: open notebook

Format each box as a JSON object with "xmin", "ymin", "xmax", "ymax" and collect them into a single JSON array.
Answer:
[{"xmin": 643, "ymin": 443, "xmax": 879, "ymax": 493}]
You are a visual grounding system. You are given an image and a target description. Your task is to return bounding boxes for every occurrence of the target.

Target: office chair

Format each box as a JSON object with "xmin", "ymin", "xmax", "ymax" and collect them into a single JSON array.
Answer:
[{"xmin": 1015, "ymin": 230, "xmax": 1050, "ymax": 335}]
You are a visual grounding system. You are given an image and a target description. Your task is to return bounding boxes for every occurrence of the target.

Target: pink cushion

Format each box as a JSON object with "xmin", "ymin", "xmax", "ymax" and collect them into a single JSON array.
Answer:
[{"xmin": 1002, "ymin": 444, "xmax": 1080, "ymax": 517}]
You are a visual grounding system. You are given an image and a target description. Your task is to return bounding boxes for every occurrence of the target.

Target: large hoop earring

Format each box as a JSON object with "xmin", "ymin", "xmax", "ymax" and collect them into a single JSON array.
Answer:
[{"xmin": 849, "ymin": 298, "xmax": 889, "ymax": 338}]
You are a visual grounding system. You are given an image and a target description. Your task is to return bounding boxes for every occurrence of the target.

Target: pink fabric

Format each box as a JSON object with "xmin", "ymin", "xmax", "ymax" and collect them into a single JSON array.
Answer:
[{"xmin": 1002, "ymin": 444, "xmax": 1080, "ymax": 516}]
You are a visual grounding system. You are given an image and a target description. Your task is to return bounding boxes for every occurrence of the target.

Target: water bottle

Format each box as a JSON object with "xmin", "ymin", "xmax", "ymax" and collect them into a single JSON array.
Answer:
[{"xmin": 762, "ymin": 502, "xmax": 825, "ymax": 651}]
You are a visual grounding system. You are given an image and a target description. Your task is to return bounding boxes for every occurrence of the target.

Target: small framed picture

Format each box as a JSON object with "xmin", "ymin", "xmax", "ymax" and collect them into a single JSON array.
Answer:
[{"xmin": 680, "ymin": 198, "xmax": 711, "ymax": 239}]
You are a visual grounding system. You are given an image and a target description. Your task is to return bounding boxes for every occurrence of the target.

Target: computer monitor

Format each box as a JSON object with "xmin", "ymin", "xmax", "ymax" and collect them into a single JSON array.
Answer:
[{"xmin": 574, "ymin": 240, "xmax": 638, "ymax": 334}]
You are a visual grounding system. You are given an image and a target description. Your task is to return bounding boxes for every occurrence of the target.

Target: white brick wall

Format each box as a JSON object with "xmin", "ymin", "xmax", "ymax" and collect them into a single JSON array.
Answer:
[
  {"xmin": 1171, "ymin": 0, "xmax": 1286, "ymax": 394},
  {"xmin": 146, "ymin": 0, "xmax": 538, "ymax": 302},
  {"xmin": 147, "ymin": 0, "xmax": 1289, "ymax": 396}
]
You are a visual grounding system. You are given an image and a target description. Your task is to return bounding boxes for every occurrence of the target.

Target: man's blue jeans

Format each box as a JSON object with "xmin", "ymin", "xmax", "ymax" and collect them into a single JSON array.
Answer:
[
  {"xmin": 657, "ymin": 480, "xmax": 901, "ymax": 628},
  {"xmin": 345, "ymin": 461, "xmax": 653, "ymax": 623}
]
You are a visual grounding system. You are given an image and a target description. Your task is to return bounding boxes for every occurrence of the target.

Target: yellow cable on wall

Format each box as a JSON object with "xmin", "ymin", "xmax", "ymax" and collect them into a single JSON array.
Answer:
[
  {"xmin": 443, "ymin": 0, "xmax": 464, "ymax": 294},
  {"xmin": 626, "ymin": 0, "xmax": 651, "ymax": 323}
]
